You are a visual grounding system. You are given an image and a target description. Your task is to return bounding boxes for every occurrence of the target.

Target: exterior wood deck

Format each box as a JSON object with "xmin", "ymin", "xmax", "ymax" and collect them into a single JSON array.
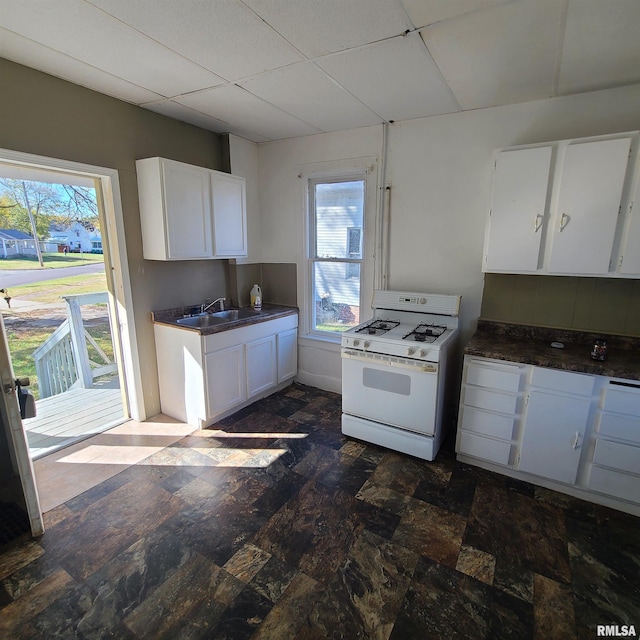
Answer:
[{"xmin": 24, "ymin": 380, "xmax": 127, "ymax": 460}]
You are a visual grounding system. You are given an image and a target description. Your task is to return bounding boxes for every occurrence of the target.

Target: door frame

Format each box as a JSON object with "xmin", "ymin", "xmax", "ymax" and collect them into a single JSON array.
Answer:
[{"xmin": 0, "ymin": 147, "xmax": 145, "ymax": 422}]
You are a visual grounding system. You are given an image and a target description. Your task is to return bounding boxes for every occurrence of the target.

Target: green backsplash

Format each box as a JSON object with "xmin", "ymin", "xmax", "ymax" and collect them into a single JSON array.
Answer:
[{"xmin": 481, "ymin": 274, "xmax": 640, "ymax": 337}]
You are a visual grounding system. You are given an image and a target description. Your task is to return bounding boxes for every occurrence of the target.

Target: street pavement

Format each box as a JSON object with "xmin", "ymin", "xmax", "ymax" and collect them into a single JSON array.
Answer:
[{"xmin": 0, "ymin": 262, "xmax": 105, "ymax": 288}]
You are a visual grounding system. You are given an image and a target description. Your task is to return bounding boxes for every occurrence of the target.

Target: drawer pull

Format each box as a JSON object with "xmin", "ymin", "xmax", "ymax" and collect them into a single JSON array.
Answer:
[{"xmin": 610, "ymin": 380, "xmax": 640, "ymax": 390}]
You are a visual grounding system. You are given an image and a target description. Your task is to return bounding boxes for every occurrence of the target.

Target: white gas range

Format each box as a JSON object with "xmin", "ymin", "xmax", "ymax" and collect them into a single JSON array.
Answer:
[{"xmin": 341, "ymin": 290, "xmax": 461, "ymax": 461}]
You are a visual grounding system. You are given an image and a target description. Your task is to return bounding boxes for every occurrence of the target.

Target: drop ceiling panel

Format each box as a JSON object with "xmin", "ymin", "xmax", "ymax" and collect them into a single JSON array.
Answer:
[
  {"xmin": 242, "ymin": 0, "xmax": 413, "ymax": 57},
  {"xmin": 559, "ymin": 0, "xmax": 640, "ymax": 94},
  {"xmin": 0, "ymin": 28, "xmax": 163, "ymax": 105},
  {"xmin": 174, "ymin": 85, "xmax": 322, "ymax": 141},
  {"xmin": 317, "ymin": 34, "xmax": 460, "ymax": 122},
  {"xmin": 86, "ymin": 0, "xmax": 303, "ymax": 81},
  {"xmin": 400, "ymin": 0, "xmax": 513, "ymax": 29},
  {"xmin": 144, "ymin": 100, "xmax": 270, "ymax": 143},
  {"xmin": 422, "ymin": 0, "xmax": 562, "ymax": 110},
  {"xmin": 0, "ymin": 0, "xmax": 225, "ymax": 97},
  {"xmin": 241, "ymin": 62, "xmax": 381, "ymax": 132}
]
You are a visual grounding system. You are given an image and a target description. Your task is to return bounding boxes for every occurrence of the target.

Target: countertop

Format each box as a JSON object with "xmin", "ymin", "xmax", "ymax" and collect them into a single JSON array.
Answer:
[
  {"xmin": 152, "ymin": 303, "xmax": 298, "ymax": 335},
  {"xmin": 465, "ymin": 320, "xmax": 640, "ymax": 381}
]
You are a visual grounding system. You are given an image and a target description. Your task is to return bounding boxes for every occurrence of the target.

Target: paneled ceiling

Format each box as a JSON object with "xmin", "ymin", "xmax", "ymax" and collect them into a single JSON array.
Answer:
[{"xmin": 1, "ymin": 0, "xmax": 639, "ymax": 142}]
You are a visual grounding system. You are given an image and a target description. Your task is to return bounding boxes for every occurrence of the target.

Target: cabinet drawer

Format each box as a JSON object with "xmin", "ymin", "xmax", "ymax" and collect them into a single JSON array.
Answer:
[
  {"xmin": 531, "ymin": 367, "xmax": 594, "ymax": 396},
  {"xmin": 593, "ymin": 439, "xmax": 640, "ymax": 475},
  {"xmin": 602, "ymin": 384, "xmax": 640, "ymax": 417},
  {"xmin": 466, "ymin": 361, "xmax": 524, "ymax": 393},
  {"xmin": 598, "ymin": 412, "xmax": 640, "ymax": 445},
  {"xmin": 463, "ymin": 386, "xmax": 519, "ymax": 415},
  {"xmin": 589, "ymin": 466, "xmax": 640, "ymax": 504},
  {"xmin": 458, "ymin": 431, "xmax": 511, "ymax": 466},
  {"xmin": 460, "ymin": 406, "xmax": 516, "ymax": 441}
]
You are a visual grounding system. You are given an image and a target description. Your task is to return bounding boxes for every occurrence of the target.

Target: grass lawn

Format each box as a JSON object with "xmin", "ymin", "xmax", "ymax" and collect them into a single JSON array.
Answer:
[
  {"xmin": 6, "ymin": 323, "xmax": 113, "ymax": 400},
  {"xmin": 0, "ymin": 253, "xmax": 104, "ymax": 270},
  {"xmin": 8, "ymin": 272, "xmax": 108, "ymax": 304},
  {"xmin": 3, "ymin": 271, "xmax": 113, "ymax": 399}
]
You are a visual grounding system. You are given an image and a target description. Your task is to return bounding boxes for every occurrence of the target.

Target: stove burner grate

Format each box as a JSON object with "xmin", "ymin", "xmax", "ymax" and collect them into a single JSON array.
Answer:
[
  {"xmin": 403, "ymin": 323, "xmax": 447, "ymax": 342},
  {"xmin": 355, "ymin": 319, "xmax": 400, "ymax": 336}
]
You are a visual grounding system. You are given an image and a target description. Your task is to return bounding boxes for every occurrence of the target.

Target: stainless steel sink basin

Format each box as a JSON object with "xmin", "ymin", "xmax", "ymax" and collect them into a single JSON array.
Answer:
[
  {"xmin": 175, "ymin": 308, "xmax": 261, "ymax": 328},
  {"xmin": 176, "ymin": 315, "xmax": 227, "ymax": 328},
  {"xmin": 210, "ymin": 308, "xmax": 261, "ymax": 320}
]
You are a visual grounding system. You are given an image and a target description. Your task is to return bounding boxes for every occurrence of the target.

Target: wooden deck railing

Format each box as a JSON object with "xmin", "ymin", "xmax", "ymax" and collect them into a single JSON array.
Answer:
[{"xmin": 32, "ymin": 292, "xmax": 118, "ymax": 398}]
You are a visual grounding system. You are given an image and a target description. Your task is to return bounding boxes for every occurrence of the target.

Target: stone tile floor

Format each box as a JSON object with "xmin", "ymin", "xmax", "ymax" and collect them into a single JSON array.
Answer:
[{"xmin": 1, "ymin": 383, "xmax": 638, "ymax": 639}]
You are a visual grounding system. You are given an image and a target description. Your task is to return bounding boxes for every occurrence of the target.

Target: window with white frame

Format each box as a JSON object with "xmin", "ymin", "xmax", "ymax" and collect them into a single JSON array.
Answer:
[{"xmin": 309, "ymin": 176, "xmax": 365, "ymax": 334}]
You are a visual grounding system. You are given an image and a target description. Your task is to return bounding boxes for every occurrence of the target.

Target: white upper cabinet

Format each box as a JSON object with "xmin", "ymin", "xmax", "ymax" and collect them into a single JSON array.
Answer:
[
  {"xmin": 619, "ymin": 167, "xmax": 640, "ymax": 275},
  {"xmin": 483, "ymin": 132, "xmax": 638, "ymax": 278},
  {"xmin": 484, "ymin": 146, "xmax": 552, "ymax": 272},
  {"xmin": 210, "ymin": 171, "xmax": 247, "ymax": 257},
  {"xmin": 548, "ymin": 137, "xmax": 631, "ymax": 274},
  {"xmin": 137, "ymin": 157, "xmax": 247, "ymax": 260}
]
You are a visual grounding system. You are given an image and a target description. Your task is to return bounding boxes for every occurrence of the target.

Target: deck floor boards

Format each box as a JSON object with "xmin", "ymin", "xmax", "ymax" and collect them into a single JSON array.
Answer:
[{"xmin": 24, "ymin": 382, "xmax": 126, "ymax": 460}]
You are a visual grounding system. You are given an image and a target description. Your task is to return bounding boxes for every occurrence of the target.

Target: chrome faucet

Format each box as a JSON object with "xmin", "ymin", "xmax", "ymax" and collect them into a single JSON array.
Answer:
[{"xmin": 201, "ymin": 297, "xmax": 226, "ymax": 313}]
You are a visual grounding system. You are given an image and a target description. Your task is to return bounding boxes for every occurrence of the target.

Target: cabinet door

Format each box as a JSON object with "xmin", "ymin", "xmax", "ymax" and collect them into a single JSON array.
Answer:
[
  {"xmin": 162, "ymin": 160, "xmax": 213, "ymax": 259},
  {"xmin": 548, "ymin": 137, "xmax": 631, "ymax": 274},
  {"xmin": 619, "ymin": 171, "xmax": 640, "ymax": 275},
  {"xmin": 518, "ymin": 389, "xmax": 591, "ymax": 484},
  {"xmin": 205, "ymin": 345, "xmax": 246, "ymax": 416},
  {"xmin": 246, "ymin": 335, "xmax": 277, "ymax": 398},
  {"xmin": 277, "ymin": 328, "xmax": 298, "ymax": 383},
  {"xmin": 484, "ymin": 147, "xmax": 552, "ymax": 272},
  {"xmin": 211, "ymin": 172, "xmax": 247, "ymax": 257}
]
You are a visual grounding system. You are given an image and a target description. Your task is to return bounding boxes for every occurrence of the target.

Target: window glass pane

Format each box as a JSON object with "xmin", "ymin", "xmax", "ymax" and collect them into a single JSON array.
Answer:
[
  {"xmin": 315, "ymin": 181, "xmax": 364, "ymax": 259},
  {"xmin": 313, "ymin": 261, "xmax": 360, "ymax": 332}
]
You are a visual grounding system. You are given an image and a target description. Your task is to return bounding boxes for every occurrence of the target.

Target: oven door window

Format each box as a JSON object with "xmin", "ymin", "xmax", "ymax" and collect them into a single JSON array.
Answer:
[{"xmin": 362, "ymin": 367, "xmax": 411, "ymax": 396}]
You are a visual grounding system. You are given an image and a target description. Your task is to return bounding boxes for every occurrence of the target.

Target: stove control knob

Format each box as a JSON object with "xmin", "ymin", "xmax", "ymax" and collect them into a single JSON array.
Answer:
[
  {"xmin": 352, "ymin": 339, "xmax": 359, "ymax": 347},
  {"xmin": 419, "ymin": 349, "xmax": 427, "ymax": 358},
  {"xmin": 363, "ymin": 341, "xmax": 370, "ymax": 349},
  {"xmin": 407, "ymin": 347, "xmax": 416, "ymax": 356}
]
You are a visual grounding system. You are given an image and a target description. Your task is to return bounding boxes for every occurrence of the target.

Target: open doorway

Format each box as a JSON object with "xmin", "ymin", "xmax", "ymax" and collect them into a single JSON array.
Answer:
[
  {"xmin": 0, "ymin": 148, "xmax": 143, "ymax": 536},
  {"xmin": 0, "ymin": 167, "xmax": 128, "ymax": 458}
]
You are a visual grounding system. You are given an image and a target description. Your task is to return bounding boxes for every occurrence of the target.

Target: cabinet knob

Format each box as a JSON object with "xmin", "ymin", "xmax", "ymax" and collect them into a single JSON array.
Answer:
[{"xmin": 559, "ymin": 212, "xmax": 569, "ymax": 232}]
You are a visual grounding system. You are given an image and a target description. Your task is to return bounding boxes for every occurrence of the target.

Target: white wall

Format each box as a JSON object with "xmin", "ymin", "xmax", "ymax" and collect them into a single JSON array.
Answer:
[
  {"xmin": 258, "ymin": 83, "xmax": 640, "ymax": 393},
  {"xmin": 227, "ymin": 134, "xmax": 262, "ymax": 264},
  {"xmin": 258, "ymin": 126, "xmax": 383, "ymax": 392}
]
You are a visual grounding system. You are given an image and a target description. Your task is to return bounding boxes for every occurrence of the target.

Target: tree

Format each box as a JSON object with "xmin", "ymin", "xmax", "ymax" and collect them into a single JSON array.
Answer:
[{"xmin": 0, "ymin": 178, "xmax": 99, "ymax": 266}]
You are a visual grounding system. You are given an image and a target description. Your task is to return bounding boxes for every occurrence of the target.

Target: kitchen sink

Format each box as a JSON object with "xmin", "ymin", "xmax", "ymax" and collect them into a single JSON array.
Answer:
[
  {"xmin": 209, "ymin": 308, "xmax": 261, "ymax": 320},
  {"xmin": 175, "ymin": 308, "xmax": 261, "ymax": 328},
  {"xmin": 176, "ymin": 315, "xmax": 227, "ymax": 328}
]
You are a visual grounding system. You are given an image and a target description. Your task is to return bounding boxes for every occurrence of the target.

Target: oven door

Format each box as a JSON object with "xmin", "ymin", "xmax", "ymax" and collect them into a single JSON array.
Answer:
[{"xmin": 341, "ymin": 349, "xmax": 438, "ymax": 435}]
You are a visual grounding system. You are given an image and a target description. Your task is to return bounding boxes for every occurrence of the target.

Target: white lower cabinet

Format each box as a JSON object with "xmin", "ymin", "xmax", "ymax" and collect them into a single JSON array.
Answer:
[
  {"xmin": 456, "ymin": 355, "xmax": 640, "ymax": 515},
  {"xmin": 456, "ymin": 357, "xmax": 528, "ymax": 466},
  {"xmin": 245, "ymin": 335, "xmax": 277, "ymax": 398},
  {"xmin": 155, "ymin": 313, "xmax": 298, "ymax": 427},
  {"xmin": 277, "ymin": 328, "xmax": 298, "ymax": 383},
  {"xmin": 518, "ymin": 374, "xmax": 593, "ymax": 485},
  {"xmin": 589, "ymin": 379, "xmax": 640, "ymax": 503},
  {"xmin": 205, "ymin": 345, "xmax": 246, "ymax": 416}
]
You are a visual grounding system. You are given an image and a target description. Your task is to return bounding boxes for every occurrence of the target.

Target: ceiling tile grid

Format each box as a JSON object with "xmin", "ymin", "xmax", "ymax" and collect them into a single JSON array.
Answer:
[{"xmin": 1, "ymin": 0, "xmax": 639, "ymax": 141}]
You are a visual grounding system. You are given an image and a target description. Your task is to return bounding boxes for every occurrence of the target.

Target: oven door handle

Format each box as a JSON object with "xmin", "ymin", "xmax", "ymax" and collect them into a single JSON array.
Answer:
[{"xmin": 341, "ymin": 349, "xmax": 437, "ymax": 373}]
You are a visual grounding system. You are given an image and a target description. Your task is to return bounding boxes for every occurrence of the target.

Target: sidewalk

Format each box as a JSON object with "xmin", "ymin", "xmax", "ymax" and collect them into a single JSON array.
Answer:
[{"xmin": 2, "ymin": 298, "xmax": 108, "ymax": 327}]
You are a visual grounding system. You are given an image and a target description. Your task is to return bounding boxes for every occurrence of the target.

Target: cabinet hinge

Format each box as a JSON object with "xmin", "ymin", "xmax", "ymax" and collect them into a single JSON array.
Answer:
[
  {"xmin": 516, "ymin": 453, "xmax": 521, "ymax": 466},
  {"xmin": 525, "ymin": 393, "xmax": 529, "ymax": 405},
  {"xmin": 619, "ymin": 255, "xmax": 624, "ymax": 269}
]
